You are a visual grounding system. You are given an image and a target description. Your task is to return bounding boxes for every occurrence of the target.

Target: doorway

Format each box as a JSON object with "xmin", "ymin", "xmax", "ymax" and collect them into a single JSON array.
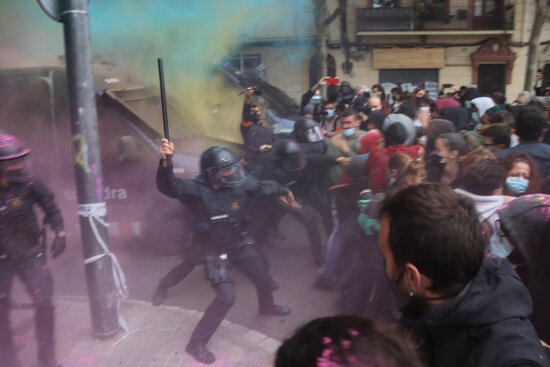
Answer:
[{"xmin": 477, "ymin": 64, "xmax": 506, "ymax": 95}]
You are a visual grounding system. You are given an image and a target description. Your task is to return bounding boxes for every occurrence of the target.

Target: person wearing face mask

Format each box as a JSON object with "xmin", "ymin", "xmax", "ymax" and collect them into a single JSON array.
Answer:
[
  {"xmin": 370, "ymin": 85, "xmax": 390, "ymax": 115},
  {"xmin": 300, "ymin": 76, "xmax": 329, "ymax": 112},
  {"xmin": 497, "ymin": 194, "xmax": 550, "ymax": 347},
  {"xmin": 240, "ymin": 87, "xmax": 276, "ymax": 171},
  {"xmin": 320, "ymin": 101, "xmax": 340, "ymax": 138},
  {"xmin": 378, "ymin": 183, "xmax": 549, "ymax": 367},
  {"xmin": 327, "ymin": 108, "xmax": 367, "ymax": 186},
  {"xmin": 501, "ymin": 152, "xmax": 543, "ymax": 197},
  {"xmin": 498, "ymin": 107, "xmax": 550, "ymax": 179},
  {"xmin": 454, "ymin": 157, "xmax": 515, "ymax": 250},
  {"xmin": 0, "ymin": 135, "xmax": 66, "ymax": 367}
]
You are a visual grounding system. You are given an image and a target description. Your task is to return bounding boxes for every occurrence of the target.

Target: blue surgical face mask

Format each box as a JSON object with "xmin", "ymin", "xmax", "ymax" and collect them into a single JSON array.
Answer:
[
  {"xmin": 471, "ymin": 112, "xmax": 480, "ymax": 124},
  {"xmin": 490, "ymin": 232, "xmax": 514, "ymax": 258},
  {"xmin": 324, "ymin": 109, "xmax": 335, "ymax": 119},
  {"xmin": 464, "ymin": 101, "xmax": 472, "ymax": 109},
  {"xmin": 342, "ymin": 127, "xmax": 356, "ymax": 137},
  {"xmin": 506, "ymin": 176, "xmax": 529, "ymax": 195},
  {"xmin": 311, "ymin": 95, "xmax": 322, "ymax": 101}
]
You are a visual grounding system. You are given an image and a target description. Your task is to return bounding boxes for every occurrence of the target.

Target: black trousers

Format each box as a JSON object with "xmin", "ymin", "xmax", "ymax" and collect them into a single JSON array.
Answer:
[
  {"xmin": 0, "ymin": 255, "xmax": 55, "ymax": 367},
  {"xmin": 299, "ymin": 188, "xmax": 333, "ymax": 235},
  {"xmin": 158, "ymin": 240, "xmax": 203, "ymax": 290},
  {"xmin": 285, "ymin": 205, "xmax": 324, "ymax": 264},
  {"xmin": 189, "ymin": 245, "xmax": 275, "ymax": 346}
]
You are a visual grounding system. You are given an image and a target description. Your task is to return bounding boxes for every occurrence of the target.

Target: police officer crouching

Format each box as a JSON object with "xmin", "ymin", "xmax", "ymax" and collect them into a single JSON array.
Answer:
[
  {"xmin": 157, "ymin": 139, "xmax": 292, "ymax": 364},
  {"xmin": 0, "ymin": 135, "xmax": 65, "ymax": 367}
]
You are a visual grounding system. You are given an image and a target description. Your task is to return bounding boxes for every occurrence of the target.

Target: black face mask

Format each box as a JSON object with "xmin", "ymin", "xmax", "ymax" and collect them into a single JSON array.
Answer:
[
  {"xmin": 6, "ymin": 168, "xmax": 32, "ymax": 183},
  {"xmin": 250, "ymin": 113, "xmax": 261, "ymax": 124},
  {"xmin": 384, "ymin": 260, "xmax": 459, "ymax": 314},
  {"xmin": 0, "ymin": 159, "xmax": 32, "ymax": 184},
  {"xmin": 386, "ymin": 267, "xmax": 409, "ymax": 309}
]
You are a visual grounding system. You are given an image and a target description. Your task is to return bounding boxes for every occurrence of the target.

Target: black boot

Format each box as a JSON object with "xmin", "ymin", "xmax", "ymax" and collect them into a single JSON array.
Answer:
[
  {"xmin": 36, "ymin": 304, "xmax": 59, "ymax": 367},
  {"xmin": 259, "ymin": 304, "xmax": 291, "ymax": 316},
  {"xmin": 186, "ymin": 341, "xmax": 216, "ymax": 364},
  {"xmin": 152, "ymin": 285, "xmax": 167, "ymax": 306}
]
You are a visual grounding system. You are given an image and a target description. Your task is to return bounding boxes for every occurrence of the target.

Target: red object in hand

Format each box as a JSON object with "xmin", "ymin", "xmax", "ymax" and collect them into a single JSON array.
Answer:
[{"xmin": 327, "ymin": 77, "xmax": 340, "ymax": 85}]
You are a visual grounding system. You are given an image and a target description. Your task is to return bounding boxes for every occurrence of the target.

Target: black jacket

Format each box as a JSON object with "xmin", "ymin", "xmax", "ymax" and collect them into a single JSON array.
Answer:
[
  {"xmin": 403, "ymin": 257, "xmax": 549, "ymax": 367},
  {"xmin": 156, "ymin": 163, "xmax": 288, "ymax": 248},
  {"xmin": 240, "ymin": 102, "xmax": 275, "ymax": 166},
  {"xmin": 0, "ymin": 176, "xmax": 63, "ymax": 259}
]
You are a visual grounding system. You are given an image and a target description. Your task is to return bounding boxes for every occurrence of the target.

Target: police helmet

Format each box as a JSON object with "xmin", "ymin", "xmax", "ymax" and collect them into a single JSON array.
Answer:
[
  {"xmin": 340, "ymin": 81, "xmax": 352, "ymax": 93},
  {"xmin": 293, "ymin": 117, "xmax": 324, "ymax": 143},
  {"xmin": 0, "ymin": 134, "xmax": 31, "ymax": 161},
  {"xmin": 275, "ymin": 139, "xmax": 306, "ymax": 173},
  {"xmin": 0, "ymin": 134, "xmax": 32, "ymax": 183},
  {"xmin": 200, "ymin": 146, "xmax": 244, "ymax": 187}
]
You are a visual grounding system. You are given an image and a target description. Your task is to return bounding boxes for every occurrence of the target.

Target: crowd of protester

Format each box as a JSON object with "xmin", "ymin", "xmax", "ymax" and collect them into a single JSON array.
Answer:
[{"xmin": 238, "ymin": 78, "xmax": 550, "ymax": 366}]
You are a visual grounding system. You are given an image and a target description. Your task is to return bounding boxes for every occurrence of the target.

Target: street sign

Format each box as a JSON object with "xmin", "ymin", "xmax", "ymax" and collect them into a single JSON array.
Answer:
[{"xmin": 37, "ymin": 0, "xmax": 63, "ymax": 22}]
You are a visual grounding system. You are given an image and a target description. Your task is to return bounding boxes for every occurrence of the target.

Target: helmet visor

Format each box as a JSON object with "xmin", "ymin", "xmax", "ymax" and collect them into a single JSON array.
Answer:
[
  {"xmin": 304, "ymin": 126, "xmax": 325, "ymax": 143},
  {"xmin": 212, "ymin": 161, "xmax": 245, "ymax": 187},
  {"xmin": 0, "ymin": 157, "xmax": 32, "ymax": 183}
]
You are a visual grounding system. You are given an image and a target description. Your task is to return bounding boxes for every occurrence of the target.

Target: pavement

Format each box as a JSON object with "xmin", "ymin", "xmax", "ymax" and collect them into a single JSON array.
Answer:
[{"xmin": 11, "ymin": 296, "xmax": 282, "ymax": 367}]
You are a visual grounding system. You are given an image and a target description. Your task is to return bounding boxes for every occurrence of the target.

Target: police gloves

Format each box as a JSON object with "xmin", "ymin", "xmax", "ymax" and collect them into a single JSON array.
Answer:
[{"xmin": 50, "ymin": 232, "xmax": 66, "ymax": 259}]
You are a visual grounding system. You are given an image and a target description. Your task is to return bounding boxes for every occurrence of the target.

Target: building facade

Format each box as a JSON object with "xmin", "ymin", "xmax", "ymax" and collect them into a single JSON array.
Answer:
[{"xmin": 233, "ymin": 0, "xmax": 550, "ymax": 103}]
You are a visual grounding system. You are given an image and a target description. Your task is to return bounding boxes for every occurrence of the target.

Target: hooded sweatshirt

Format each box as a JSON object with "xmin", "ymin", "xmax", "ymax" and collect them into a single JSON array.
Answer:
[
  {"xmin": 454, "ymin": 188, "xmax": 505, "ymax": 245},
  {"xmin": 497, "ymin": 194, "xmax": 550, "ymax": 343},
  {"xmin": 402, "ymin": 257, "xmax": 549, "ymax": 367},
  {"xmin": 360, "ymin": 131, "xmax": 388, "ymax": 193},
  {"xmin": 383, "ymin": 113, "xmax": 417, "ymax": 146},
  {"xmin": 471, "ymin": 96, "xmax": 495, "ymax": 118}
]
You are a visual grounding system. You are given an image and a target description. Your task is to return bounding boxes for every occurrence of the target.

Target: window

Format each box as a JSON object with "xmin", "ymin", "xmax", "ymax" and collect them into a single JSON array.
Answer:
[
  {"xmin": 471, "ymin": 0, "xmax": 504, "ymax": 30},
  {"xmin": 225, "ymin": 54, "xmax": 261, "ymax": 74}
]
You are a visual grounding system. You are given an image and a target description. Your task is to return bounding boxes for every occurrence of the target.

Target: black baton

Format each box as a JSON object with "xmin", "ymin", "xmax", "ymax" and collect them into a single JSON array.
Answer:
[{"xmin": 158, "ymin": 58, "xmax": 172, "ymax": 169}]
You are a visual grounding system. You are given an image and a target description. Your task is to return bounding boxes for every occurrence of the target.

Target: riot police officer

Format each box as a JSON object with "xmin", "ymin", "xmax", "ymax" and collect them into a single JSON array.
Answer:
[
  {"xmin": 251, "ymin": 139, "xmax": 325, "ymax": 265},
  {"xmin": 157, "ymin": 139, "xmax": 292, "ymax": 364},
  {"xmin": 292, "ymin": 117, "xmax": 350, "ymax": 233},
  {"xmin": 0, "ymin": 134, "xmax": 65, "ymax": 367}
]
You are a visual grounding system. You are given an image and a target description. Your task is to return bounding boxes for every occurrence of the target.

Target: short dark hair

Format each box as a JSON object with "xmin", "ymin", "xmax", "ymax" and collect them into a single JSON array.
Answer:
[
  {"xmin": 340, "ymin": 107, "xmax": 360, "ymax": 120},
  {"xmin": 275, "ymin": 316, "xmax": 423, "ymax": 367},
  {"xmin": 391, "ymin": 87, "xmax": 403, "ymax": 95},
  {"xmin": 492, "ymin": 93, "xmax": 506, "ymax": 105},
  {"xmin": 384, "ymin": 122, "xmax": 407, "ymax": 146},
  {"xmin": 480, "ymin": 123, "xmax": 511, "ymax": 148},
  {"xmin": 515, "ymin": 107, "xmax": 548, "ymax": 141},
  {"xmin": 489, "ymin": 109, "xmax": 515, "ymax": 128},
  {"xmin": 378, "ymin": 183, "xmax": 484, "ymax": 292},
  {"xmin": 461, "ymin": 158, "xmax": 503, "ymax": 195},
  {"xmin": 398, "ymin": 100, "xmax": 417, "ymax": 119}
]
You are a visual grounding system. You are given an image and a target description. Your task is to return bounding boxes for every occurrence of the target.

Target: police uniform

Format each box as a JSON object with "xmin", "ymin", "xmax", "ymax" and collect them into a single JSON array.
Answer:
[
  {"xmin": 0, "ymin": 174, "xmax": 64, "ymax": 367},
  {"xmin": 156, "ymin": 146, "xmax": 290, "ymax": 364}
]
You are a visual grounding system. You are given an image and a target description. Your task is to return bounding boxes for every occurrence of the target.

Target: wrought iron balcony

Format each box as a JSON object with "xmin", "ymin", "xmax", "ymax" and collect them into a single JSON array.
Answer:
[{"xmin": 356, "ymin": 7, "xmax": 416, "ymax": 31}]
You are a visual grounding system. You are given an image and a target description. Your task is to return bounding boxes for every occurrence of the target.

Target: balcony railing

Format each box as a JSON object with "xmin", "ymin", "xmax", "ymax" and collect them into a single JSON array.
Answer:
[
  {"xmin": 356, "ymin": 6, "xmax": 508, "ymax": 32},
  {"xmin": 357, "ymin": 7, "xmax": 416, "ymax": 31}
]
